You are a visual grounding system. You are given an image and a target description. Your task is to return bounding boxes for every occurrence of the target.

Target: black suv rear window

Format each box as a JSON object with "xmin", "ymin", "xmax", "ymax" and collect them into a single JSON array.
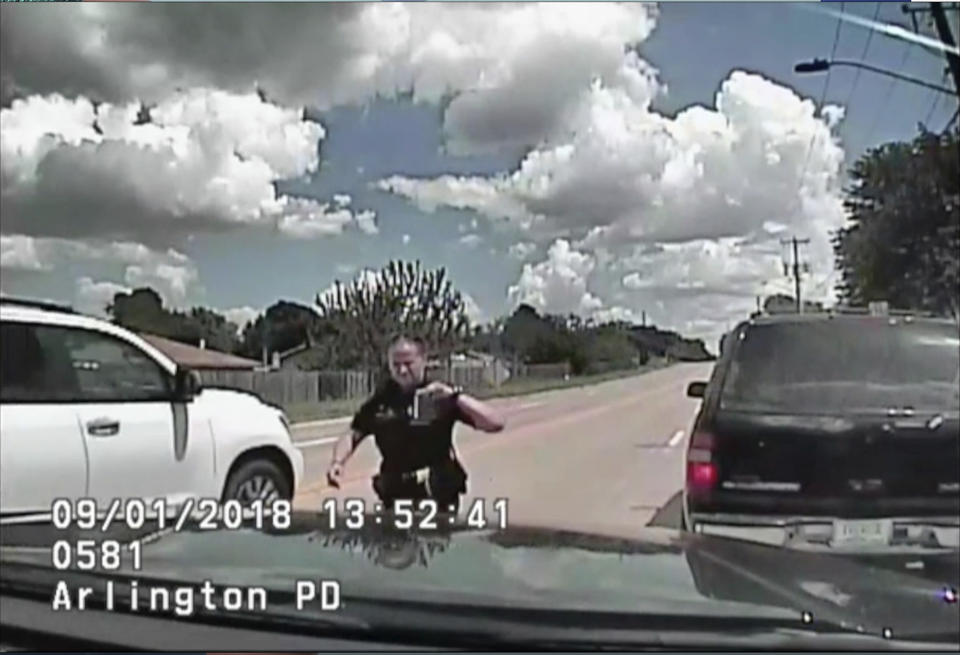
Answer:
[{"xmin": 720, "ymin": 320, "xmax": 960, "ymax": 415}]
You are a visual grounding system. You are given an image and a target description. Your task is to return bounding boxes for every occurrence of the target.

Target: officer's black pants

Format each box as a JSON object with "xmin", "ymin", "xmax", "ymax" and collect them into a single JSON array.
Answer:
[{"xmin": 373, "ymin": 477, "xmax": 460, "ymax": 515}]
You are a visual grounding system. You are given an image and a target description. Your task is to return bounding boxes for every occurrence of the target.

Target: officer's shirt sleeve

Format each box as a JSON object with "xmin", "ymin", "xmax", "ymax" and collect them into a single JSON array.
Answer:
[{"xmin": 350, "ymin": 393, "xmax": 380, "ymax": 436}]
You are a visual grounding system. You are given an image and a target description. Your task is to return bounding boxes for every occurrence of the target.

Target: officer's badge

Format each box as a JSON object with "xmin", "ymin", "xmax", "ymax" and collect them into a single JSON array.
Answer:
[{"xmin": 375, "ymin": 404, "xmax": 397, "ymax": 421}]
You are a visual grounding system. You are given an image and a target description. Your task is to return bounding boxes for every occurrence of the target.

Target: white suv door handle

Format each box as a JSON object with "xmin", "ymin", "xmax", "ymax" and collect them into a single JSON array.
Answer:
[{"xmin": 86, "ymin": 418, "xmax": 120, "ymax": 437}]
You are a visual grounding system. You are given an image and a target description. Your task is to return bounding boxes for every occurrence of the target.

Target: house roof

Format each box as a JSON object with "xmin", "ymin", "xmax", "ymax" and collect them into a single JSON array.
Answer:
[
  {"xmin": 139, "ymin": 333, "xmax": 261, "ymax": 370},
  {"xmin": 278, "ymin": 342, "xmax": 311, "ymax": 360}
]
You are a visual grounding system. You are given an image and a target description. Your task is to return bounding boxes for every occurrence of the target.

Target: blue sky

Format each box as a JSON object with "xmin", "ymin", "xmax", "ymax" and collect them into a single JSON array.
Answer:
[{"xmin": 1, "ymin": 2, "xmax": 957, "ymax": 344}]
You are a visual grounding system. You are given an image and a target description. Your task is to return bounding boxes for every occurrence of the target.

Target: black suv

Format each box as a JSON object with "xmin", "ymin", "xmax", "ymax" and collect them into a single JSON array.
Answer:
[{"xmin": 682, "ymin": 310, "xmax": 960, "ymax": 552}]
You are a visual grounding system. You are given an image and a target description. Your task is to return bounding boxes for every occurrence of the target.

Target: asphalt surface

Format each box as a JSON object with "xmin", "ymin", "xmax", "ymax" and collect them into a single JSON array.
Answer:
[{"xmin": 291, "ymin": 362, "xmax": 714, "ymax": 532}]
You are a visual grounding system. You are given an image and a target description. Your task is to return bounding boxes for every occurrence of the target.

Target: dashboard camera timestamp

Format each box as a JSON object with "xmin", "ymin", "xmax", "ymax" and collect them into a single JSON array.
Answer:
[{"xmin": 321, "ymin": 497, "xmax": 509, "ymax": 531}]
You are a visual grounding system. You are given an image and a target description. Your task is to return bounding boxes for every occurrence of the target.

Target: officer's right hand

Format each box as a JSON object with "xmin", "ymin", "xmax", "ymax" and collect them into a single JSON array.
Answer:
[{"xmin": 326, "ymin": 461, "xmax": 344, "ymax": 489}]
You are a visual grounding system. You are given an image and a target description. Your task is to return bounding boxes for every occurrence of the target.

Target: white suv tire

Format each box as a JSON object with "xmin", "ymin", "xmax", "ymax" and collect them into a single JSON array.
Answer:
[{"xmin": 221, "ymin": 457, "xmax": 293, "ymax": 504}]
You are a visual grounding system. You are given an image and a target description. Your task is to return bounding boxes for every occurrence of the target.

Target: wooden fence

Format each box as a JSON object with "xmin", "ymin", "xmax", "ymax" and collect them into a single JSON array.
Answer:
[
  {"xmin": 197, "ymin": 369, "xmax": 375, "ymax": 407},
  {"xmin": 514, "ymin": 362, "xmax": 571, "ymax": 379},
  {"xmin": 197, "ymin": 364, "xmax": 496, "ymax": 407},
  {"xmin": 199, "ymin": 358, "xmax": 579, "ymax": 408}
]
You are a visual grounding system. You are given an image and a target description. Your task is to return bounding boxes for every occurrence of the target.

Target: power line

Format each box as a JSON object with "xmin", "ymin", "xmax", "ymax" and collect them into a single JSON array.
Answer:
[
  {"xmin": 843, "ymin": 2, "xmax": 884, "ymax": 110},
  {"xmin": 863, "ymin": 40, "xmax": 915, "ymax": 145},
  {"xmin": 796, "ymin": 3, "xmax": 846, "ymax": 202},
  {"xmin": 944, "ymin": 106, "xmax": 960, "ymax": 134},
  {"xmin": 922, "ymin": 70, "xmax": 950, "ymax": 129}
]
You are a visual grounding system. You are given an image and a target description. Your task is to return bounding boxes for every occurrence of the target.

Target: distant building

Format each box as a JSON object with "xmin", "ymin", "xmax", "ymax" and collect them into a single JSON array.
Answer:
[
  {"xmin": 763, "ymin": 294, "xmax": 825, "ymax": 315},
  {"xmin": 139, "ymin": 333, "xmax": 261, "ymax": 372},
  {"xmin": 431, "ymin": 350, "xmax": 511, "ymax": 386},
  {"xmin": 275, "ymin": 343, "xmax": 322, "ymax": 371},
  {"xmin": 274, "ymin": 341, "xmax": 510, "ymax": 386}
]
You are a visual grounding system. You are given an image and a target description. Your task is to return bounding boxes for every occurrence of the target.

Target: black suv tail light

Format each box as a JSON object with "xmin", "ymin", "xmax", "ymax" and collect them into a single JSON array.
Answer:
[{"xmin": 686, "ymin": 430, "xmax": 718, "ymax": 493}]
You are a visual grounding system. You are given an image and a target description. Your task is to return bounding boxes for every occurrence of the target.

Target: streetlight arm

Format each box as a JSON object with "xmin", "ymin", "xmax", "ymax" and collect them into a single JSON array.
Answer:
[
  {"xmin": 828, "ymin": 60, "xmax": 956, "ymax": 94},
  {"xmin": 800, "ymin": 58, "xmax": 957, "ymax": 95}
]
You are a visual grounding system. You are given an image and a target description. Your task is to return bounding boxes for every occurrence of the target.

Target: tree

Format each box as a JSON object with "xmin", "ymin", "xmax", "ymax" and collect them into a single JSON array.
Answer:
[
  {"xmin": 582, "ymin": 323, "xmax": 642, "ymax": 373},
  {"xmin": 188, "ymin": 307, "xmax": 241, "ymax": 353},
  {"xmin": 834, "ymin": 129, "xmax": 959, "ymax": 318},
  {"xmin": 108, "ymin": 287, "xmax": 199, "ymax": 343},
  {"xmin": 107, "ymin": 288, "xmax": 167, "ymax": 334},
  {"xmin": 498, "ymin": 305, "xmax": 647, "ymax": 374},
  {"xmin": 108, "ymin": 288, "xmax": 242, "ymax": 353},
  {"xmin": 501, "ymin": 304, "xmax": 547, "ymax": 360},
  {"xmin": 314, "ymin": 260, "xmax": 471, "ymax": 370},
  {"xmin": 239, "ymin": 301, "xmax": 319, "ymax": 360}
]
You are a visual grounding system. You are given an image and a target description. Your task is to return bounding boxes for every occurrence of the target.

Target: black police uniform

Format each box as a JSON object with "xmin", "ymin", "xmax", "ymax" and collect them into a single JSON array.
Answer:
[{"xmin": 350, "ymin": 377, "xmax": 474, "ymax": 512}]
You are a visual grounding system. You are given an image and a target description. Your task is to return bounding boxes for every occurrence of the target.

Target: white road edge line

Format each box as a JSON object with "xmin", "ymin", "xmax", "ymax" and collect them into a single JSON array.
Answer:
[
  {"xmin": 291, "ymin": 416, "xmax": 352, "ymax": 430},
  {"xmin": 667, "ymin": 429, "xmax": 685, "ymax": 448},
  {"xmin": 294, "ymin": 436, "xmax": 340, "ymax": 448},
  {"xmin": 516, "ymin": 401, "xmax": 545, "ymax": 410}
]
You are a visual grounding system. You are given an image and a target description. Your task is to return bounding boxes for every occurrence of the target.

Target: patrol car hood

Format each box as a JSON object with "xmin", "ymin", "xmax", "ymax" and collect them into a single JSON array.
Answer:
[{"xmin": 1, "ymin": 515, "xmax": 957, "ymax": 643}]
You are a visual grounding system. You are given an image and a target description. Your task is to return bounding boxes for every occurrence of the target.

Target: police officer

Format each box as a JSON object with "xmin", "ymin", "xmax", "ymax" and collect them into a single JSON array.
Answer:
[{"xmin": 325, "ymin": 335, "xmax": 505, "ymax": 513}]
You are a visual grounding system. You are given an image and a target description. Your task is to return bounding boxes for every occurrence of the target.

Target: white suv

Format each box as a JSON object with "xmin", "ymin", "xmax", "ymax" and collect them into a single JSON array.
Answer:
[{"xmin": 0, "ymin": 298, "xmax": 304, "ymax": 515}]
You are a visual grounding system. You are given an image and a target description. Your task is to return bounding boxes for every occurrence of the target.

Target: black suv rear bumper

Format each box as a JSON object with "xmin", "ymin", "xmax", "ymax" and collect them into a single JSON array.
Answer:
[
  {"xmin": 685, "ymin": 510, "xmax": 960, "ymax": 553},
  {"xmin": 688, "ymin": 490, "xmax": 959, "ymax": 518}
]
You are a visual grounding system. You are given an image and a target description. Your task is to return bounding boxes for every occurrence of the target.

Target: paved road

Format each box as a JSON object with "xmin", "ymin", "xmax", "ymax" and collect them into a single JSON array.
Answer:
[{"xmin": 291, "ymin": 362, "xmax": 714, "ymax": 533}]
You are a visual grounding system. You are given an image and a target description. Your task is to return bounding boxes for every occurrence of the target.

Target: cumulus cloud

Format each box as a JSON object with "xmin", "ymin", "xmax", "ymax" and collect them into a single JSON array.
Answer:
[
  {"xmin": 124, "ymin": 260, "xmax": 198, "ymax": 305},
  {"xmin": 277, "ymin": 199, "xmax": 377, "ymax": 239},
  {"xmin": 459, "ymin": 233, "xmax": 482, "ymax": 248},
  {"xmin": 378, "ymin": 174, "xmax": 543, "ymax": 230},
  {"xmin": 508, "ymin": 239, "xmax": 603, "ymax": 316},
  {"xmin": 609, "ymin": 238, "xmax": 788, "ymax": 342},
  {"xmin": 2, "ymin": 3, "xmax": 658, "ymax": 153},
  {"xmin": 221, "ymin": 306, "xmax": 260, "ymax": 332},
  {"xmin": 383, "ymin": 72, "xmax": 844, "ymax": 246},
  {"xmin": 507, "ymin": 241, "xmax": 536, "ymax": 261},
  {"xmin": 75, "ymin": 277, "xmax": 130, "ymax": 317},
  {"xmin": 618, "ymin": 239, "xmax": 783, "ymax": 297},
  {"xmin": 1, "ymin": 234, "xmax": 52, "ymax": 271},
  {"xmin": 1, "ymin": 233, "xmax": 203, "ymax": 307},
  {"xmin": 1, "ymin": 91, "xmax": 376, "ymax": 248},
  {"xmin": 354, "ymin": 210, "xmax": 379, "ymax": 236},
  {"xmin": 461, "ymin": 292, "xmax": 488, "ymax": 325},
  {"xmin": 1, "ymin": 3, "xmax": 848, "ymax": 345},
  {"xmin": 387, "ymin": 68, "xmax": 846, "ymax": 346},
  {"xmin": 506, "ymin": 234, "xmax": 837, "ymax": 347}
]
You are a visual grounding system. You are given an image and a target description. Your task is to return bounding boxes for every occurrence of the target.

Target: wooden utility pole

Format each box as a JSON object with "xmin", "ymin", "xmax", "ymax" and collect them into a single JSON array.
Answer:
[
  {"xmin": 781, "ymin": 236, "xmax": 811, "ymax": 314},
  {"xmin": 930, "ymin": 3, "xmax": 960, "ymax": 97},
  {"xmin": 902, "ymin": 3, "xmax": 960, "ymax": 99}
]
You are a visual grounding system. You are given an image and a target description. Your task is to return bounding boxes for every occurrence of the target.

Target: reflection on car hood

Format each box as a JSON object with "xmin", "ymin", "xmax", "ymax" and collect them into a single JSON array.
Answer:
[{"xmin": 1, "ymin": 515, "xmax": 957, "ymax": 641}]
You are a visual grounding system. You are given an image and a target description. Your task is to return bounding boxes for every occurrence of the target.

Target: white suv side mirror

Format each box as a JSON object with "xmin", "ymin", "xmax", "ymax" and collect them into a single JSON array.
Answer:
[{"xmin": 173, "ymin": 368, "xmax": 202, "ymax": 401}]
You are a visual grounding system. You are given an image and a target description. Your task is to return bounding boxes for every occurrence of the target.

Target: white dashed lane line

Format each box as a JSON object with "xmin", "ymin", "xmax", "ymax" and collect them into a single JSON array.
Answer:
[
  {"xmin": 667, "ymin": 429, "xmax": 685, "ymax": 448},
  {"xmin": 515, "ymin": 401, "xmax": 546, "ymax": 411}
]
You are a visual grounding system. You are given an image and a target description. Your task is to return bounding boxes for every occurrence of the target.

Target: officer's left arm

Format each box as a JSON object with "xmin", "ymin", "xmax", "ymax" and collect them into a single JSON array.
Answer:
[
  {"xmin": 455, "ymin": 392, "xmax": 505, "ymax": 433},
  {"xmin": 425, "ymin": 381, "xmax": 505, "ymax": 432}
]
